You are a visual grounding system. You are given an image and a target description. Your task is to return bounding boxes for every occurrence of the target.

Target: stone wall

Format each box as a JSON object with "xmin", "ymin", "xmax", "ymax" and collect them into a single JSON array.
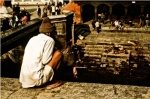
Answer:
[{"xmin": 48, "ymin": 12, "xmax": 74, "ymax": 50}]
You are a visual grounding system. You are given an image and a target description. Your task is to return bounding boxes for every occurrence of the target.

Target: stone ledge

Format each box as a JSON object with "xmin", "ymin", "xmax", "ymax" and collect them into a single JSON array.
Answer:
[{"xmin": 1, "ymin": 77, "xmax": 150, "ymax": 99}]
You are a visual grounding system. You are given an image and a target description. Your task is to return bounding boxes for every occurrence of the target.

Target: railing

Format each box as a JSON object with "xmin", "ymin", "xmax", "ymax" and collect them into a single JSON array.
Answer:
[
  {"xmin": 1, "ymin": 18, "xmax": 42, "ymax": 55},
  {"xmin": 0, "ymin": 12, "xmax": 74, "ymax": 55}
]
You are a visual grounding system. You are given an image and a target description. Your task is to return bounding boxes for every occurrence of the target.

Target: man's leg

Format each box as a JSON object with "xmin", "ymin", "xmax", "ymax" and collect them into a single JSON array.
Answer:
[
  {"xmin": 46, "ymin": 50, "xmax": 63, "ymax": 89},
  {"xmin": 48, "ymin": 50, "xmax": 63, "ymax": 70}
]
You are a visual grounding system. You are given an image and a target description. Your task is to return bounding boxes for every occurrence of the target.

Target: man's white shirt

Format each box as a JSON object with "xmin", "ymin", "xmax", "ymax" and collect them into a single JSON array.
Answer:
[{"xmin": 19, "ymin": 34, "xmax": 55, "ymax": 88}]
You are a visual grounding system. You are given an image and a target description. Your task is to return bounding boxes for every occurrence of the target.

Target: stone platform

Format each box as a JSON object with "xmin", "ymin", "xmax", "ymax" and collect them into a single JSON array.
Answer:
[{"xmin": 1, "ymin": 77, "xmax": 150, "ymax": 99}]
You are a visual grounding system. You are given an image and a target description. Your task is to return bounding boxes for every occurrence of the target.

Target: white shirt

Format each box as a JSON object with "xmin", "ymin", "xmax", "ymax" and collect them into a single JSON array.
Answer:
[
  {"xmin": 95, "ymin": 21, "xmax": 100, "ymax": 27},
  {"xmin": 15, "ymin": 15, "xmax": 18, "ymax": 21},
  {"xmin": 19, "ymin": 34, "xmax": 55, "ymax": 88},
  {"xmin": 114, "ymin": 21, "xmax": 119, "ymax": 26},
  {"xmin": 51, "ymin": 6, "xmax": 55, "ymax": 12}
]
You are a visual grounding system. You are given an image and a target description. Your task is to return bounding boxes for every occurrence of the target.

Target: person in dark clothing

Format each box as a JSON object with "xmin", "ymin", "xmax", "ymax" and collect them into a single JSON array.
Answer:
[
  {"xmin": 56, "ymin": 6, "xmax": 61, "ymax": 15},
  {"xmin": 145, "ymin": 14, "xmax": 149, "ymax": 28},
  {"xmin": 15, "ymin": 4, "xmax": 20, "ymax": 15},
  {"xmin": 2, "ymin": 18, "xmax": 11, "ymax": 31},
  {"xmin": 11, "ymin": 13, "xmax": 16, "ymax": 27},
  {"xmin": 58, "ymin": 1, "xmax": 62, "ymax": 7},
  {"xmin": 43, "ymin": 4, "xmax": 48, "ymax": 15},
  {"xmin": 47, "ymin": 3, "xmax": 52, "ymax": 15},
  {"xmin": 139, "ymin": 14, "xmax": 145, "ymax": 27},
  {"xmin": 12, "ymin": 5, "xmax": 16, "ymax": 13},
  {"xmin": 71, "ymin": 44, "xmax": 82, "ymax": 63},
  {"xmin": 92, "ymin": 19, "xmax": 96, "ymax": 31},
  {"xmin": 26, "ymin": 12, "xmax": 31, "ymax": 21},
  {"xmin": 20, "ymin": 8, "xmax": 26, "ymax": 19},
  {"xmin": 37, "ymin": 5, "xmax": 41, "ymax": 18}
]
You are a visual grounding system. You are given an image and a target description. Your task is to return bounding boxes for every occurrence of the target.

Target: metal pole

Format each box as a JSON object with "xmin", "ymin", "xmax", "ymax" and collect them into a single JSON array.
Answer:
[{"xmin": 72, "ymin": 22, "xmax": 75, "ymax": 46}]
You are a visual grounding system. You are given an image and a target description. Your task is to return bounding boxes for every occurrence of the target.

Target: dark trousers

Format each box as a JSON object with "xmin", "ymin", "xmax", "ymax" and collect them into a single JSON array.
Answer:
[{"xmin": 96, "ymin": 27, "xmax": 100, "ymax": 33}]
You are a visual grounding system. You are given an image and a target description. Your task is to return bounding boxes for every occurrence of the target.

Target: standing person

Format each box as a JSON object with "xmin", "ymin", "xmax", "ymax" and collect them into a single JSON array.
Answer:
[
  {"xmin": 97, "ymin": 14, "xmax": 101, "ymax": 21},
  {"xmin": 114, "ymin": 20, "xmax": 119, "ymax": 29},
  {"xmin": 19, "ymin": 17, "xmax": 63, "ymax": 89},
  {"xmin": 51, "ymin": 4, "xmax": 56, "ymax": 15},
  {"xmin": 10, "ymin": 13, "xmax": 16, "ymax": 27},
  {"xmin": 15, "ymin": 4, "xmax": 20, "ymax": 15},
  {"xmin": 145, "ymin": 14, "xmax": 149, "ymax": 28},
  {"xmin": 43, "ymin": 4, "xmax": 48, "ymax": 15},
  {"xmin": 14, "ymin": 14, "xmax": 19, "ymax": 27},
  {"xmin": 2, "ymin": 18, "xmax": 11, "ymax": 31},
  {"xmin": 92, "ymin": 19, "xmax": 96, "ymax": 31},
  {"xmin": 139, "ymin": 14, "xmax": 145, "ymax": 27},
  {"xmin": 56, "ymin": 6, "xmax": 61, "ymax": 15},
  {"xmin": 12, "ymin": 5, "xmax": 15, "ymax": 13},
  {"xmin": 101, "ymin": 13, "xmax": 105, "ymax": 24},
  {"xmin": 26, "ymin": 12, "xmax": 31, "ymax": 21},
  {"xmin": 20, "ymin": 8, "xmax": 26, "ymax": 18},
  {"xmin": 47, "ymin": 3, "xmax": 52, "ymax": 15},
  {"xmin": 95, "ymin": 20, "xmax": 100, "ymax": 33},
  {"xmin": 37, "ymin": 5, "xmax": 41, "ymax": 18}
]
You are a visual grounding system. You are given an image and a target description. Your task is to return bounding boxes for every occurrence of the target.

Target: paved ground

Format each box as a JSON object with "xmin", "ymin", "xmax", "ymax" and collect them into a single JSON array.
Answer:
[{"xmin": 1, "ymin": 77, "xmax": 150, "ymax": 99}]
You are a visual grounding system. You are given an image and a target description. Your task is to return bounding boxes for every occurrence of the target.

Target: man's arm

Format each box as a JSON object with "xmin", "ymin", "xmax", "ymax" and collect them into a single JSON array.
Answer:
[{"xmin": 42, "ymin": 39, "xmax": 55, "ymax": 65}]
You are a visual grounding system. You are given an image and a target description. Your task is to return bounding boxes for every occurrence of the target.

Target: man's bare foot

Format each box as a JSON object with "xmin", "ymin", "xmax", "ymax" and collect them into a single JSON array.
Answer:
[{"xmin": 46, "ymin": 80, "xmax": 62, "ymax": 90}]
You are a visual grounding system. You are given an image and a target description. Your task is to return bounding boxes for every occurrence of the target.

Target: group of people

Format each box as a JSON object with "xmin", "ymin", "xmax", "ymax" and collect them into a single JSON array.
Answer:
[
  {"xmin": 12, "ymin": 4, "xmax": 31, "ymax": 25},
  {"xmin": 139, "ymin": 13, "xmax": 150, "ymax": 28},
  {"xmin": 91, "ymin": 13, "xmax": 107, "ymax": 33},
  {"xmin": 1, "ymin": 4, "xmax": 31, "ymax": 32},
  {"xmin": 92, "ymin": 13, "xmax": 150, "ymax": 32},
  {"xmin": 97, "ymin": 13, "xmax": 106, "ymax": 24},
  {"xmin": 113, "ymin": 20, "xmax": 123, "ymax": 30},
  {"xmin": 37, "ymin": 2, "xmax": 63, "ymax": 18}
]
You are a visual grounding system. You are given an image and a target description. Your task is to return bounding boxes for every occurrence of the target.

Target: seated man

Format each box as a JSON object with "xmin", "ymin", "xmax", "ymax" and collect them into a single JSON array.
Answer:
[
  {"xmin": 21, "ymin": 13, "xmax": 28, "ymax": 24},
  {"xmin": 19, "ymin": 17, "xmax": 63, "ymax": 90}
]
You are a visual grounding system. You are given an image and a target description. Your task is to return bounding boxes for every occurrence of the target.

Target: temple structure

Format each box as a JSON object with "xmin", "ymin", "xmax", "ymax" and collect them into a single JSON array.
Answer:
[
  {"xmin": 11, "ymin": 0, "xmax": 64, "ymax": 5},
  {"xmin": 10, "ymin": 0, "xmax": 150, "ymax": 23}
]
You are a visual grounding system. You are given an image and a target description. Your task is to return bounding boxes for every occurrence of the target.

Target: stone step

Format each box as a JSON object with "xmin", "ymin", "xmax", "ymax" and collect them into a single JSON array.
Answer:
[
  {"xmin": 83, "ymin": 51, "xmax": 102, "ymax": 56},
  {"xmin": 80, "ymin": 54, "xmax": 130, "ymax": 68},
  {"xmin": 76, "ymin": 29, "xmax": 150, "ymax": 67},
  {"xmin": 84, "ymin": 54, "xmax": 102, "ymax": 58},
  {"xmin": 100, "ymin": 26, "xmax": 150, "ymax": 33}
]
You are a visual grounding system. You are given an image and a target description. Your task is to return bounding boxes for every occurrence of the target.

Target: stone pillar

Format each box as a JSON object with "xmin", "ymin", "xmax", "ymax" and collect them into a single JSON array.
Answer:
[
  {"xmin": 109, "ymin": 5, "xmax": 112, "ymax": 15},
  {"xmin": 72, "ymin": 22, "xmax": 75, "ymax": 45},
  {"xmin": 80, "ymin": 5, "xmax": 83, "ymax": 23},
  {"xmin": 141, "ymin": 6, "xmax": 144, "ymax": 14},
  {"xmin": 55, "ymin": 0, "xmax": 58, "ymax": 6},
  {"xmin": 109, "ymin": 5, "xmax": 113, "ymax": 21},
  {"xmin": 12, "ymin": 0, "xmax": 15, "ymax": 3},
  {"xmin": 94, "ymin": 6, "xmax": 97, "ymax": 19},
  {"xmin": 125, "ymin": 5, "xmax": 128, "ymax": 15}
]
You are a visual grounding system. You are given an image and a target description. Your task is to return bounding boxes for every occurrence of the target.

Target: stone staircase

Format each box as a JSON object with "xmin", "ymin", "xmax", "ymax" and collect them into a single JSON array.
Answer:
[{"xmin": 73, "ymin": 21, "xmax": 150, "ymax": 78}]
